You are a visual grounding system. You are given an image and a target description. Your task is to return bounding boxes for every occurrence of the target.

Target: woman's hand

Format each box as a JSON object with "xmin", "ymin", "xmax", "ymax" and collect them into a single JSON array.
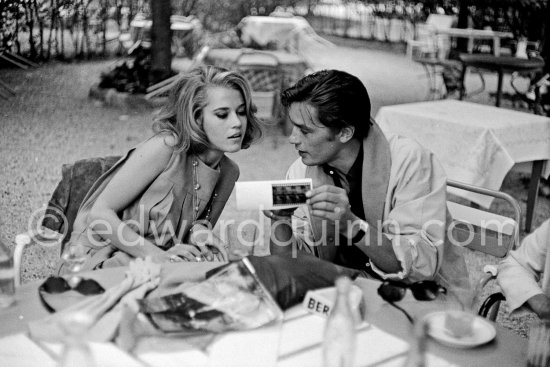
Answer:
[
  {"xmin": 167, "ymin": 243, "xmax": 227, "ymax": 262},
  {"xmin": 167, "ymin": 243, "xmax": 214, "ymax": 262},
  {"xmin": 150, "ymin": 251, "xmax": 183, "ymax": 264},
  {"xmin": 188, "ymin": 224, "xmax": 229, "ymax": 262}
]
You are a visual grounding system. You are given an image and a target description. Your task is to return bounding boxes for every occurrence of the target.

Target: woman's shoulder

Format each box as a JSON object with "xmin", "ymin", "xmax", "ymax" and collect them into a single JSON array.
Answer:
[
  {"xmin": 133, "ymin": 133, "xmax": 177, "ymax": 158},
  {"xmin": 220, "ymin": 155, "xmax": 240, "ymax": 179},
  {"xmin": 123, "ymin": 134, "xmax": 178, "ymax": 176}
]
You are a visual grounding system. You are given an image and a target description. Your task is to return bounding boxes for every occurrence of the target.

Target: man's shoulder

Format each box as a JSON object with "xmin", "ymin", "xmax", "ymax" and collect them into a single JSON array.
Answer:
[
  {"xmin": 286, "ymin": 158, "xmax": 308, "ymax": 179},
  {"xmin": 386, "ymin": 134, "xmax": 435, "ymax": 168}
]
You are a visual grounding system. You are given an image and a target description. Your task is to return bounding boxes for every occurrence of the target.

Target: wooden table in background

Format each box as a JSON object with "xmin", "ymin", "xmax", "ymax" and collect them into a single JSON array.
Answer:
[{"xmin": 459, "ymin": 54, "xmax": 545, "ymax": 107}]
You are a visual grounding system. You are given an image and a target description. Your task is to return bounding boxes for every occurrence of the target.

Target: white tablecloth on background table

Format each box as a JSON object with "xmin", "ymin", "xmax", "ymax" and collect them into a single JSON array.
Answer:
[
  {"xmin": 376, "ymin": 100, "xmax": 550, "ymax": 207},
  {"xmin": 238, "ymin": 15, "xmax": 332, "ymax": 52}
]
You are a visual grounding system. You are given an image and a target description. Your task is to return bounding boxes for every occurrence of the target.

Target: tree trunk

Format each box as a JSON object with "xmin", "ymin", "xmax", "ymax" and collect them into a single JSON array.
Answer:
[
  {"xmin": 150, "ymin": 0, "xmax": 173, "ymax": 84},
  {"xmin": 24, "ymin": 2, "xmax": 37, "ymax": 59},
  {"xmin": 47, "ymin": 0, "xmax": 56, "ymax": 59},
  {"xmin": 542, "ymin": 1, "xmax": 550, "ymax": 74},
  {"xmin": 103, "ymin": 0, "xmax": 108, "ymax": 56},
  {"xmin": 32, "ymin": 0, "xmax": 44, "ymax": 59},
  {"xmin": 456, "ymin": 0, "xmax": 469, "ymax": 53}
]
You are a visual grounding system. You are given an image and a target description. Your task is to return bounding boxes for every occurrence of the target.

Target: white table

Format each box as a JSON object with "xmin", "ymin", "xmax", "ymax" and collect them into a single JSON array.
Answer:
[
  {"xmin": 238, "ymin": 15, "xmax": 331, "ymax": 53},
  {"xmin": 436, "ymin": 28, "xmax": 513, "ymax": 56},
  {"xmin": 0, "ymin": 263, "xmax": 527, "ymax": 367},
  {"xmin": 376, "ymin": 100, "xmax": 550, "ymax": 231}
]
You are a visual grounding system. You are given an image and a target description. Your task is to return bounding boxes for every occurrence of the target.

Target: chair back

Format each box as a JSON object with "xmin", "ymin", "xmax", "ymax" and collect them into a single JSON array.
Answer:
[
  {"xmin": 447, "ymin": 179, "xmax": 521, "ymax": 258},
  {"xmin": 235, "ymin": 50, "xmax": 284, "ymax": 121},
  {"xmin": 446, "ymin": 179, "xmax": 521, "ymax": 320},
  {"xmin": 14, "ymin": 156, "xmax": 121, "ymax": 286},
  {"xmin": 42, "ymin": 156, "xmax": 121, "ymax": 253},
  {"xmin": 425, "ymin": 14, "xmax": 457, "ymax": 32}
]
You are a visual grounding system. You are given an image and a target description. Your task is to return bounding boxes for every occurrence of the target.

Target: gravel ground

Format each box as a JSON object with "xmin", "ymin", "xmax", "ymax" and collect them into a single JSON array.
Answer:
[{"xmin": 1, "ymin": 40, "xmax": 549, "ymax": 337}]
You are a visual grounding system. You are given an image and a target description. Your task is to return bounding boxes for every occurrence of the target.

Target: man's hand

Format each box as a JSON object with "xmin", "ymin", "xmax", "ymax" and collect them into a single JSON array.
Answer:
[
  {"xmin": 306, "ymin": 185, "xmax": 358, "ymax": 235},
  {"xmin": 527, "ymin": 294, "xmax": 550, "ymax": 320}
]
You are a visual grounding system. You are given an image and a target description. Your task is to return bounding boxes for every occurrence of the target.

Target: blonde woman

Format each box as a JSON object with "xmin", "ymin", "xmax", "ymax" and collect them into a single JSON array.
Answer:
[{"xmin": 61, "ymin": 66, "xmax": 262, "ymax": 273}]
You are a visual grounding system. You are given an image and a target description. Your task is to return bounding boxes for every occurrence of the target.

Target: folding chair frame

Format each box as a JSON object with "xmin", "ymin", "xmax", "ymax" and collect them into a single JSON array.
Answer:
[{"xmin": 447, "ymin": 179, "xmax": 521, "ymax": 320}]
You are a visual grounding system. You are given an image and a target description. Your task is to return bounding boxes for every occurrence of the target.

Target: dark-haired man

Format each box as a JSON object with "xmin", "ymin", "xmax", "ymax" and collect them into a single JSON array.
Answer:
[{"xmin": 265, "ymin": 69, "xmax": 467, "ymax": 286}]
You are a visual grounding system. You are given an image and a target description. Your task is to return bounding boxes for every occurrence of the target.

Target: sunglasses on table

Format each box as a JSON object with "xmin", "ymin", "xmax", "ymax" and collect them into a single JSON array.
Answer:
[
  {"xmin": 39, "ymin": 276, "xmax": 105, "ymax": 312},
  {"xmin": 39, "ymin": 276, "xmax": 105, "ymax": 295},
  {"xmin": 377, "ymin": 280, "xmax": 446, "ymax": 323}
]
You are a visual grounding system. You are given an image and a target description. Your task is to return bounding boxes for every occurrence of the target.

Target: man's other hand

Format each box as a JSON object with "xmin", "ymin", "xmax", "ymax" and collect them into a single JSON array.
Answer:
[{"xmin": 306, "ymin": 185, "xmax": 357, "ymax": 232}]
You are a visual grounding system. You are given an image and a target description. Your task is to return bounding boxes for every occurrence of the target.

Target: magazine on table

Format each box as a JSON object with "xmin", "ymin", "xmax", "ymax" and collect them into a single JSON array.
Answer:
[{"xmin": 139, "ymin": 258, "xmax": 283, "ymax": 333}]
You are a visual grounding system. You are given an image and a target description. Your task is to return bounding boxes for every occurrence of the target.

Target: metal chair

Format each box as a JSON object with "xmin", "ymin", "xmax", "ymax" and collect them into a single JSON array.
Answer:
[
  {"xmin": 406, "ymin": 14, "xmax": 457, "ymax": 59},
  {"xmin": 144, "ymin": 45, "xmax": 211, "ymax": 100},
  {"xmin": 0, "ymin": 49, "xmax": 38, "ymax": 99},
  {"xmin": 447, "ymin": 179, "xmax": 521, "ymax": 321},
  {"xmin": 414, "ymin": 56, "xmax": 486, "ymax": 100},
  {"xmin": 234, "ymin": 50, "xmax": 284, "ymax": 123}
]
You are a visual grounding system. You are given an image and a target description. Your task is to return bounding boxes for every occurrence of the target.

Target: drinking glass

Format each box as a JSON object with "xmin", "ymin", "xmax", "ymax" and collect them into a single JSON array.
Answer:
[
  {"xmin": 526, "ymin": 320, "xmax": 550, "ymax": 367},
  {"xmin": 61, "ymin": 244, "xmax": 88, "ymax": 287},
  {"xmin": 58, "ymin": 311, "xmax": 96, "ymax": 367}
]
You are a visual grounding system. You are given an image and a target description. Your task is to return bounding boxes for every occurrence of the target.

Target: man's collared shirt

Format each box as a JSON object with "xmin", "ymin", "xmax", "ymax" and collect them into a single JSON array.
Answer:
[{"xmin": 322, "ymin": 145, "xmax": 372, "ymax": 272}]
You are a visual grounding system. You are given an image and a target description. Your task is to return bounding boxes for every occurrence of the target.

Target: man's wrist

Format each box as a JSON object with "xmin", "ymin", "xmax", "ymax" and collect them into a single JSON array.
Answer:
[{"xmin": 345, "ymin": 217, "xmax": 369, "ymax": 242}]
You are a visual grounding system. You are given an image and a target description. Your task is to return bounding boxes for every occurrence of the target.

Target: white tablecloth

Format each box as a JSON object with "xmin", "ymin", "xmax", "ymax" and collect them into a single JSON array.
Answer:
[
  {"xmin": 376, "ymin": 100, "xmax": 550, "ymax": 207},
  {"xmin": 238, "ymin": 15, "xmax": 330, "ymax": 52}
]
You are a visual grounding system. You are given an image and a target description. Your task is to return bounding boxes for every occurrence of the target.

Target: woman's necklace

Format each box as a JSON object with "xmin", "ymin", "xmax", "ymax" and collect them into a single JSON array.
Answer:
[{"xmin": 192, "ymin": 158, "xmax": 216, "ymax": 224}]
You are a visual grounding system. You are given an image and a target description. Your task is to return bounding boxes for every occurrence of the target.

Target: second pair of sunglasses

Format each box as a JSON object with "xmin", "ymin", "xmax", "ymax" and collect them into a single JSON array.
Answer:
[
  {"xmin": 377, "ymin": 280, "xmax": 446, "ymax": 323},
  {"xmin": 377, "ymin": 280, "xmax": 446, "ymax": 302}
]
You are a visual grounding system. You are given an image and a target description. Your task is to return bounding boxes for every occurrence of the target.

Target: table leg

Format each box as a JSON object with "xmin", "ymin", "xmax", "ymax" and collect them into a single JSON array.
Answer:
[
  {"xmin": 467, "ymin": 37, "xmax": 474, "ymax": 54},
  {"xmin": 493, "ymin": 37, "xmax": 501, "ymax": 57},
  {"xmin": 459, "ymin": 63, "xmax": 467, "ymax": 100},
  {"xmin": 495, "ymin": 70, "xmax": 503, "ymax": 107},
  {"xmin": 525, "ymin": 160, "xmax": 544, "ymax": 232}
]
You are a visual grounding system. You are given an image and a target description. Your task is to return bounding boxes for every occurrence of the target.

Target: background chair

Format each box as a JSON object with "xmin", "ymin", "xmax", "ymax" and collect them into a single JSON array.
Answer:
[
  {"xmin": 234, "ymin": 50, "xmax": 284, "ymax": 124},
  {"xmin": 446, "ymin": 179, "xmax": 521, "ymax": 321},
  {"xmin": 13, "ymin": 156, "xmax": 121, "ymax": 287},
  {"xmin": 144, "ymin": 45, "xmax": 211, "ymax": 100},
  {"xmin": 406, "ymin": 14, "xmax": 457, "ymax": 59}
]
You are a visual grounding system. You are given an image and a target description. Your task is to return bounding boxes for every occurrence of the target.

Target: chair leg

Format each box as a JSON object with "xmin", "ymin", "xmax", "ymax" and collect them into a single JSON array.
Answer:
[
  {"xmin": 478, "ymin": 292, "xmax": 505, "ymax": 321},
  {"xmin": 526, "ymin": 160, "xmax": 544, "ymax": 232},
  {"xmin": 0, "ymin": 53, "xmax": 28, "ymax": 69},
  {"xmin": 0, "ymin": 79, "xmax": 16, "ymax": 95}
]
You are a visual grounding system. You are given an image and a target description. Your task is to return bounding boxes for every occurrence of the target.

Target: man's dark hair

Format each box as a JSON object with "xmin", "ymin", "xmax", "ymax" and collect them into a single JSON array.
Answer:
[{"xmin": 281, "ymin": 69, "xmax": 371, "ymax": 139}]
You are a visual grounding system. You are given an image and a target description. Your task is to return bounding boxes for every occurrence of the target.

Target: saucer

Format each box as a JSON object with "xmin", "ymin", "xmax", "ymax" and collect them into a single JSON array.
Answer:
[{"xmin": 424, "ymin": 311, "xmax": 496, "ymax": 348}]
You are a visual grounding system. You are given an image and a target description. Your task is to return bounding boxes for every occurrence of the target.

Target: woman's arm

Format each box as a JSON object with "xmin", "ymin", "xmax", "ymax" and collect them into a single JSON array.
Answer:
[{"xmin": 87, "ymin": 135, "xmax": 176, "ymax": 262}]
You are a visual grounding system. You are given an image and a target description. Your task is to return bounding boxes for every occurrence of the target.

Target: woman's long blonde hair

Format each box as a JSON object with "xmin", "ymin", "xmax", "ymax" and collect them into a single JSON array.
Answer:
[{"xmin": 153, "ymin": 65, "xmax": 262, "ymax": 152}]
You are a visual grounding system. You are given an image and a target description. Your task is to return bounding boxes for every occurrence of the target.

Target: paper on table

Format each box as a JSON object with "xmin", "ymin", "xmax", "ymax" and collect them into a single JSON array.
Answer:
[
  {"xmin": 0, "ymin": 334, "xmax": 57, "ymax": 367},
  {"xmin": 134, "ymin": 320, "xmax": 281, "ymax": 367},
  {"xmin": 278, "ymin": 312, "xmax": 408, "ymax": 367},
  {"xmin": 373, "ymin": 353, "xmax": 459, "ymax": 367},
  {"xmin": 40, "ymin": 340, "xmax": 145, "ymax": 367}
]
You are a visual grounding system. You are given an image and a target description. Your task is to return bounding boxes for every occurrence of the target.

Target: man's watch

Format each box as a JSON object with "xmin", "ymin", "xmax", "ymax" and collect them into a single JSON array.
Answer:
[{"xmin": 351, "ymin": 220, "xmax": 369, "ymax": 244}]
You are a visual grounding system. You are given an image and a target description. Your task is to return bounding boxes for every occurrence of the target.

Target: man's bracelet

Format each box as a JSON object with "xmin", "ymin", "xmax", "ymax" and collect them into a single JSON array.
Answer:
[{"xmin": 351, "ymin": 220, "xmax": 369, "ymax": 244}]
